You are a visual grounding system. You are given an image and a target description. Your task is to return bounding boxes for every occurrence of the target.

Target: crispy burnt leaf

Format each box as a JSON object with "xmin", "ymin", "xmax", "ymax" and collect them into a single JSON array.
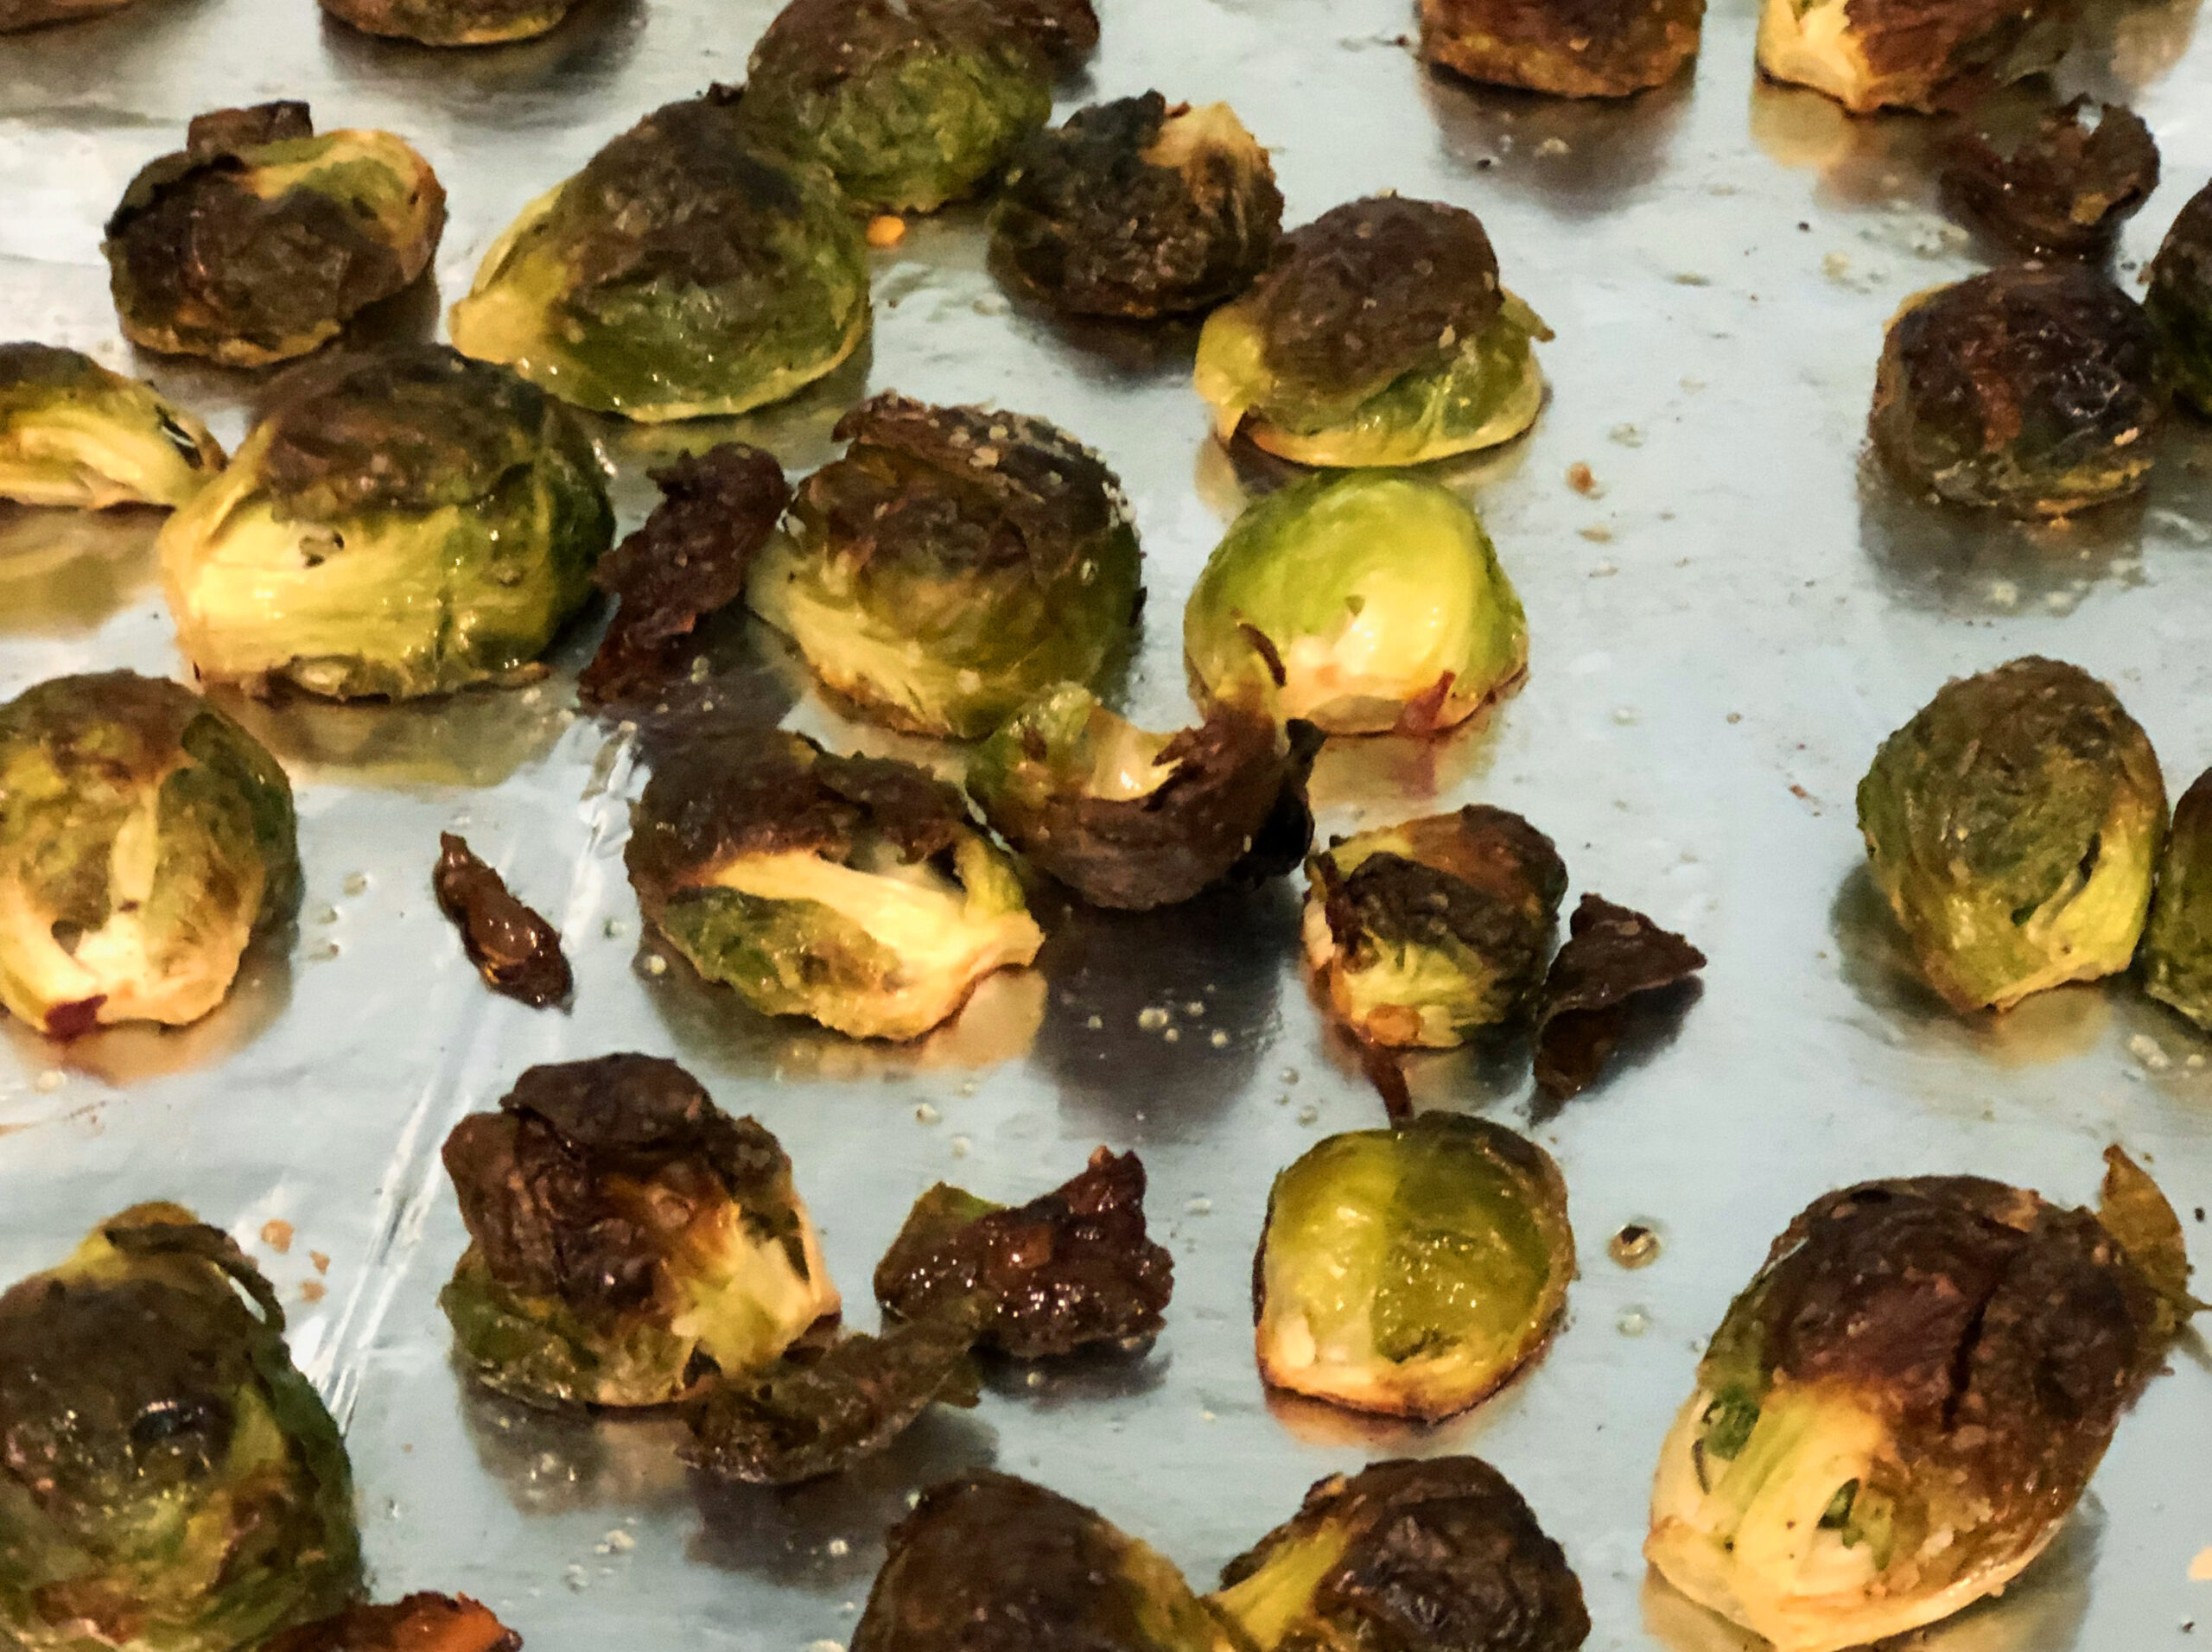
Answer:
[
  {"xmin": 1530, "ymin": 894, "xmax": 1704, "ymax": 1100},
  {"xmin": 1941, "ymin": 97, "xmax": 2159, "ymax": 260},
  {"xmin": 263, "ymin": 1594, "xmax": 523, "ymax": 1652},
  {"xmin": 432, "ymin": 833, "xmax": 573, "ymax": 1010},
  {"xmin": 1420, "ymin": 0, "xmax": 1704, "ymax": 98}
]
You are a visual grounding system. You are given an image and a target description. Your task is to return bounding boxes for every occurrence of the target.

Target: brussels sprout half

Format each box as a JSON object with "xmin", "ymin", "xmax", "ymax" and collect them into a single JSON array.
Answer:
[
  {"xmin": 1755, "ymin": 0, "xmax": 2068, "ymax": 114},
  {"xmin": 264, "ymin": 1595, "xmax": 521, "ymax": 1652},
  {"xmin": 1857, "ymin": 657, "xmax": 2164, "ymax": 1013},
  {"xmin": 1940, "ymin": 97, "xmax": 2159, "ymax": 262},
  {"xmin": 0, "ymin": 345, "xmax": 223, "ymax": 511},
  {"xmin": 319, "ymin": 0, "xmax": 582, "ymax": 45},
  {"xmin": 0, "ymin": 0, "xmax": 143, "ymax": 29},
  {"xmin": 451, "ymin": 89, "xmax": 869, "ymax": 423},
  {"xmin": 0, "ymin": 1204, "xmax": 359, "ymax": 1652},
  {"xmin": 2147, "ymin": 179, "xmax": 2212, "ymax": 418},
  {"xmin": 1254, "ymin": 1113, "xmax": 1574, "ymax": 1421},
  {"xmin": 159, "ymin": 345, "xmax": 612, "ymax": 701},
  {"xmin": 2141, "ymin": 767, "xmax": 2212, "ymax": 1029},
  {"xmin": 1419, "ymin": 0, "xmax": 1703, "ymax": 98}
]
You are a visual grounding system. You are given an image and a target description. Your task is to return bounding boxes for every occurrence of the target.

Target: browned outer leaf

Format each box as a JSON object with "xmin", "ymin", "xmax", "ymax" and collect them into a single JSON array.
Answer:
[
  {"xmin": 262, "ymin": 1594, "xmax": 522, "ymax": 1652},
  {"xmin": 433, "ymin": 834, "xmax": 573, "ymax": 1009},
  {"xmin": 187, "ymin": 103, "xmax": 315, "ymax": 156},
  {"xmin": 1531, "ymin": 893, "xmax": 1703, "ymax": 1099}
]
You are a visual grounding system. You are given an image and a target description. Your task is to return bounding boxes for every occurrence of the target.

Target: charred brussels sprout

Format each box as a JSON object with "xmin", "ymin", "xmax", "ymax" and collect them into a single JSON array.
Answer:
[
  {"xmin": 0, "ymin": 0, "xmax": 143, "ymax": 29},
  {"xmin": 738, "ymin": 0, "xmax": 1100, "ymax": 214},
  {"xmin": 264, "ymin": 1595, "xmax": 521, "ymax": 1652},
  {"xmin": 1185, "ymin": 472, "xmax": 1526, "ymax": 735},
  {"xmin": 159, "ymin": 346, "xmax": 611, "ymax": 701},
  {"xmin": 1755, "ymin": 0, "xmax": 2066, "ymax": 114},
  {"xmin": 105, "ymin": 103, "xmax": 445, "ymax": 367},
  {"xmin": 0, "ymin": 1204, "xmax": 359, "ymax": 1652},
  {"xmin": 0, "ymin": 346, "xmax": 222, "ymax": 511},
  {"xmin": 1419, "ymin": 0, "xmax": 1703, "ymax": 98},
  {"xmin": 988, "ymin": 94, "xmax": 1282, "ymax": 319},
  {"xmin": 2141, "ymin": 768, "xmax": 2212, "ymax": 1029},
  {"xmin": 440, "ymin": 1054, "xmax": 840, "ymax": 1409},
  {"xmin": 1211, "ymin": 1458, "xmax": 1590, "ymax": 1652},
  {"xmin": 320, "ymin": 0, "xmax": 583, "ymax": 45},
  {"xmin": 1940, "ymin": 97, "xmax": 2159, "ymax": 261},
  {"xmin": 450, "ymin": 89, "xmax": 869, "ymax": 423},
  {"xmin": 1857, "ymin": 657, "xmax": 2164, "ymax": 1013},
  {"xmin": 1254, "ymin": 1114, "xmax": 1573, "ymax": 1421},
  {"xmin": 747, "ymin": 392, "xmax": 1143, "ymax": 740},
  {"xmin": 1194, "ymin": 197, "xmax": 1549, "ymax": 467},
  {"xmin": 2147, "ymin": 180, "xmax": 2212, "ymax": 417},
  {"xmin": 626, "ymin": 726, "xmax": 1042, "ymax": 1040},
  {"xmin": 0, "ymin": 671, "xmax": 297, "ymax": 1037},
  {"xmin": 1646, "ymin": 1160, "xmax": 2195, "ymax": 1652}
]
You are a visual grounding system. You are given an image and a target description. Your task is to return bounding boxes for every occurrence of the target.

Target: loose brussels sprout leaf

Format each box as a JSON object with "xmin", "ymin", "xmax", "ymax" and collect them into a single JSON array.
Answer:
[
  {"xmin": 1302, "ymin": 804, "xmax": 1567, "ymax": 1050},
  {"xmin": 0, "ymin": 670, "xmax": 298, "ymax": 1036},
  {"xmin": 747, "ymin": 392, "xmax": 1143, "ymax": 739},
  {"xmin": 1857, "ymin": 657, "xmax": 2164, "ymax": 1013},
  {"xmin": 2142, "ymin": 767, "xmax": 2212, "ymax": 1031},
  {"xmin": 159, "ymin": 345, "xmax": 613, "ymax": 701},
  {"xmin": 0, "ymin": 345, "xmax": 224, "ymax": 511},
  {"xmin": 1419, "ymin": 0, "xmax": 1703, "ymax": 97},
  {"xmin": 1192, "ymin": 197, "xmax": 1549, "ymax": 467},
  {"xmin": 1754, "ymin": 0, "xmax": 2068, "ymax": 114},
  {"xmin": 988, "ymin": 93, "xmax": 1282, "ymax": 319},
  {"xmin": 739, "ymin": 0, "xmax": 1100, "ymax": 214},
  {"xmin": 1254, "ymin": 1114, "xmax": 1573, "ymax": 1420},
  {"xmin": 2096, "ymin": 1146, "xmax": 2204, "ymax": 1331},
  {"xmin": 855, "ymin": 1472, "xmax": 1236, "ymax": 1652},
  {"xmin": 450, "ymin": 89, "xmax": 870, "ymax": 423},
  {"xmin": 1531, "ymin": 893, "xmax": 1705, "ymax": 1100},
  {"xmin": 2146, "ymin": 179, "xmax": 2212, "ymax": 418},
  {"xmin": 1646, "ymin": 1166, "xmax": 2191, "ymax": 1652},
  {"xmin": 432, "ymin": 834, "xmax": 572, "ymax": 1009},
  {"xmin": 1941, "ymin": 97, "xmax": 2159, "ymax": 260},
  {"xmin": 1185, "ymin": 472, "xmax": 1527, "ymax": 736},
  {"xmin": 319, "ymin": 0, "xmax": 581, "ymax": 45},
  {"xmin": 1870, "ymin": 266, "xmax": 2163, "ymax": 517},
  {"xmin": 1211, "ymin": 1458, "xmax": 1590, "ymax": 1652},
  {"xmin": 0, "ymin": 0, "xmax": 143, "ymax": 29},
  {"xmin": 0, "ymin": 1204, "xmax": 360, "ymax": 1652},
  {"xmin": 439, "ymin": 1053, "xmax": 840, "ymax": 1408},
  {"xmin": 105, "ymin": 103, "xmax": 446, "ymax": 367},
  {"xmin": 875, "ymin": 1147, "xmax": 1174, "ymax": 1357},
  {"xmin": 263, "ymin": 1594, "xmax": 522, "ymax": 1652}
]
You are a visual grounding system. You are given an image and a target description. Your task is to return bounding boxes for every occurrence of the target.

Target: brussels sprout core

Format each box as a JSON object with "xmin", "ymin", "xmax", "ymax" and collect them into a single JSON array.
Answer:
[
  {"xmin": 0, "ymin": 345, "xmax": 224, "ymax": 511},
  {"xmin": 320, "ymin": 0, "xmax": 582, "ymax": 45},
  {"xmin": 1420, "ymin": 0, "xmax": 1704, "ymax": 98},
  {"xmin": 2147, "ymin": 180, "xmax": 2212, "ymax": 418},
  {"xmin": 1755, "ymin": 0, "xmax": 2066, "ymax": 114}
]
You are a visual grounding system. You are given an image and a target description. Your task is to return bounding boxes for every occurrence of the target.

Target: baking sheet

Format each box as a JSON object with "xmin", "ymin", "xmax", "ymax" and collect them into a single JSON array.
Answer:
[{"xmin": 3, "ymin": 2, "xmax": 2212, "ymax": 1649}]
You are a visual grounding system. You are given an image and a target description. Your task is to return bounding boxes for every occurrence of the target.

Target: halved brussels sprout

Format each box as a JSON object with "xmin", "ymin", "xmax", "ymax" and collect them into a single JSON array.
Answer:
[
  {"xmin": 320, "ymin": 0, "xmax": 581, "ymax": 45},
  {"xmin": 0, "ymin": 1204, "xmax": 359, "ymax": 1652},
  {"xmin": 1193, "ymin": 197, "xmax": 1548, "ymax": 467},
  {"xmin": 1253, "ymin": 1113, "xmax": 1573, "ymax": 1420},
  {"xmin": 1857, "ymin": 657, "xmax": 2164, "ymax": 1013},
  {"xmin": 0, "ymin": 0, "xmax": 143, "ymax": 29},
  {"xmin": 1419, "ymin": 0, "xmax": 1703, "ymax": 97},
  {"xmin": 989, "ymin": 93, "xmax": 1282, "ymax": 318},
  {"xmin": 626, "ymin": 725, "xmax": 1043, "ymax": 1040},
  {"xmin": 1302, "ymin": 805, "xmax": 1566, "ymax": 1050},
  {"xmin": 1211, "ymin": 1458, "xmax": 1590, "ymax": 1652},
  {"xmin": 450, "ymin": 88, "xmax": 869, "ymax": 423},
  {"xmin": 1185, "ymin": 472, "xmax": 1526, "ymax": 735},
  {"xmin": 1755, "ymin": 0, "xmax": 2067, "ymax": 114},
  {"xmin": 738, "ymin": 0, "xmax": 1099, "ymax": 214},
  {"xmin": 159, "ymin": 345, "xmax": 612, "ymax": 701},
  {"xmin": 1647, "ymin": 1158, "xmax": 2194, "ymax": 1652},
  {"xmin": 264, "ymin": 1594, "xmax": 520, "ymax": 1652},
  {"xmin": 440, "ymin": 1053, "xmax": 840, "ymax": 1409},
  {"xmin": 0, "ymin": 345, "xmax": 222, "ymax": 511},
  {"xmin": 105, "ymin": 102, "xmax": 445, "ymax": 367},
  {"xmin": 2140, "ymin": 767, "xmax": 2212, "ymax": 1029},
  {"xmin": 2147, "ymin": 179, "xmax": 2212, "ymax": 418},
  {"xmin": 747, "ymin": 392, "xmax": 1143, "ymax": 739},
  {"xmin": 1870, "ymin": 267, "xmax": 2163, "ymax": 516},
  {"xmin": 0, "ymin": 670, "xmax": 297, "ymax": 1037},
  {"xmin": 1940, "ymin": 97, "xmax": 2159, "ymax": 261}
]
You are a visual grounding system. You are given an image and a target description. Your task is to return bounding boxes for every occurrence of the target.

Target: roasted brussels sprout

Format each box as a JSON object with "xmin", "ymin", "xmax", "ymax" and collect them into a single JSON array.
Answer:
[
  {"xmin": 2146, "ymin": 179, "xmax": 2212, "ymax": 418},
  {"xmin": 1301, "ymin": 805, "xmax": 1566, "ymax": 1051},
  {"xmin": 1755, "ymin": 0, "xmax": 2066, "ymax": 114},
  {"xmin": 738, "ymin": 0, "xmax": 1100, "ymax": 214},
  {"xmin": 0, "ymin": 0, "xmax": 142, "ymax": 29},
  {"xmin": 159, "ymin": 345, "xmax": 612, "ymax": 701},
  {"xmin": 1857, "ymin": 657, "xmax": 2164, "ymax": 1013},
  {"xmin": 1185, "ymin": 472, "xmax": 1526, "ymax": 735},
  {"xmin": 0, "ymin": 671, "xmax": 297, "ymax": 1037},
  {"xmin": 433, "ymin": 834, "xmax": 572, "ymax": 1009},
  {"xmin": 855, "ymin": 1472, "xmax": 1236, "ymax": 1652},
  {"xmin": 874, "ymin": 1147, "xmax": 1173, "ymax": 1357},
  {"xmin": 320, "ymin": 0, "xmax": 583, "ymax": 45},
  {"xmin": 1941, "ymin": 97, "xmax": 2159, "ymax": 260},
  {"xmin": 1193, "ymin": 197, "xmax": 1548, "ymax": 467},
  {"xmin": 264, "ymin": 1595, "xmax": 521, "ymax": 1652},
  {"xmin": 450, "ymin": 88, "xmax": 869, "ymax": 423},
  {"xmin": 1870, "ymin": 265, "xmax": 2163, "ymax": 517},
  {"xmin": 747, "ymin": 392, "xmax": 1143, "ymax": 740},
  {"xmin": 1211, "ymin": 1458, "xmax": 1590, "ymax": 1652},
  {"xmin": 440, "ymin": 1053, "xmax": 839, "ymax": 1408},
  {"xmin": 1253, "ymin": 1113, "xmax": 1573, "ymax": 1420},
  {"xmin": 1419, "ymin": 0, "xmax": 1703, "ymax": 97},
  {"xmin": 626, "ymin": 725, "xmax": 1042, "ymax": 1040},
  {"xmin": 0, "ymin": 1204, "xmax": 359, "ymax": 1652},
  {"xmin": 1531, "ymin": 893, "xmax": 1705, "ymax": 1099},
  {"xmin": 0, "ymin": 345, "xmax": 222, "ymax": 511},
  {"xmin": 2140, "ymin": 767, "xmax": 2212, "ymax": 1029},
  {"xmin": 1646, "ymin": 1157, "xmax": 2195, "ymax": 1652},
  {"xmin": 105, "ymin": 103, "xmax": 445, "ymax": 367},
  {"xmin": 988, "ymin": 94, "xmax": 1282, "ymax": 319}
]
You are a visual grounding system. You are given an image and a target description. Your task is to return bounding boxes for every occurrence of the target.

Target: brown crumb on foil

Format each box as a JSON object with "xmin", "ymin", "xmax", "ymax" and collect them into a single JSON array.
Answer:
[
  {"xmin": 300, "ymin": 1280, "xmax": 327, "ymax": 1305},
  {"xmin": 1567, "ymin": 462, "xmax": 1604, "ymax": 497},
  {"xmin": 310, "ymin": 1250, "xmax": 331, "ymax": 1274},
  {"xmin": 432, "ymin": 833, "xmax": 574, "ymax": 1009},
  {"xmin": 867, "ymin": 214, "xmax": 908, "ymax": 248},
  {"xmin": 260, "ymin": 1220, "xmax": 294, "ymax": 1255}
]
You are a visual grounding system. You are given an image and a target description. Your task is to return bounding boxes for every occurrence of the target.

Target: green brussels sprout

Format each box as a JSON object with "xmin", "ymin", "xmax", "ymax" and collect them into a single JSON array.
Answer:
[
  {"xmin": 440, "ymin": 1054, "xmax": 840, "ymax": 1409},
  {"xmin": 738, "ymin": 0, "xmax": 1100, "ymax": 214},
  {"xmin": 1253, "ymin": 1113, "xmax": 1573, "ymax": 1421},
  {"xmin": 625, "ymin": 725, "xmax": 1043, "ymax": 1040},
  {"xmin": 0, "ymin": 345, "xmax": 223, "ymax": 511},
  {"xmin": 0, "ymin": 0, "xmax": 143, "ymax": 29},
  {"xmin": 1755, "ymin": 0, "xmax": 2067, "ymax": 113},
  {"xmin": 105, "ymin": 103, "xmax": 446, "ymax": 367},
  {"xmin": 1646, "ymin": 1156, "xmax": 2195, "ymax": 1652},
  {"xmin": 988, "ymin": 93, "xmax": 1282, "ymax": 319},
  {"xmin": 0, "ymin": 671, "xmax": 297, "ymax": 1037},
  {"xmin": 0, "ymin": 1204, "xmax": 360, "ymax": 1652},
  {"xmin": 158, "ymin": 345, "xmax": 612, "ymax": 701},
  {"xmin": 1419, "ymin": 0, "xmax": 1703, "ymax": 97},
  {"xmin": 2140, "ymin": 766, "xmax": 2212, "ymax": 1029},
  {"xmin": 264, "ymin": 1594, "xmax": 519, "ymax": 1652},
  {"xmin": 1193, "ymin": 197, "xmax": 1549, "ymax": 468},
  {"xmin": 319, "ymin": 0, "xmax": 581, "ymax": 45},
  {"xmin": 1301, "ymin": 805, "xmax": 1567, "ymax": 1050},
  {"xmin": 1210, "ymin": 1458, "xmax": 1590, "ymax": 1652},
  {"xmin": 747, "ymin": 392, "xmax": 1143, "ymax": 740},
  {"xmin": 2146, "ymin": 179, "xmax": 2212, "ymax": 418},
  {"xmin": 1940, "ymin": 97, "xmax": 2160, "ymax": 262},
  {"xmin": 1184, "ymin": 472, "xmax": 1526, "ymax": 735},
  {"xmin": 450, "ymin": 89, "xmax": 870, "ymax": 423},
  {"xmin": 1856, "ymin": 657, "xmax": 2164, "ymax": 1013}
]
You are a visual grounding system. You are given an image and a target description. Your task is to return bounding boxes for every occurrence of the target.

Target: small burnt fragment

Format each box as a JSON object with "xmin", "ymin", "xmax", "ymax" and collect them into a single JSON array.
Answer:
[
  {"xmin": 1420, "ymin": 0, "xmax": 1704, "ymax": 98},
  {"xmin": 1531, "ymin": 893, "xmax": 1704, "ymax": 1099},
  {"xmin": 1942, "ymin": 97, "xmax": 2159, "ymax": 260},
  {"xmin": 263, "ymin": 1594, "xmax": 523, "ymax": 1652},
  {"xmin": 432, "ymin": 833, "xmax": 574, "ymax": 1009}
]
